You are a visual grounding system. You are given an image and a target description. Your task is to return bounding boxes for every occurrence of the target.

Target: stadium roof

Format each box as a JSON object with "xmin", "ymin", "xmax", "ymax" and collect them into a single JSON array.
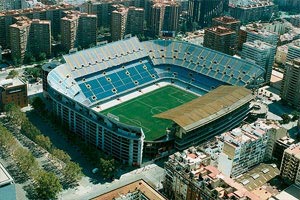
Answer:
[{"xmin": 154, "ymin": 86, "xmax": 253, "ymax": 131}]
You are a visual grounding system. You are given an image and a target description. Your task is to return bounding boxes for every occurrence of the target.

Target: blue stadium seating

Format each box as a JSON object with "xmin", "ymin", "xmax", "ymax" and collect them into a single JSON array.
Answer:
[{"xmin": 76, "ymin": 59, "xmax": 158, "ymax": 102}]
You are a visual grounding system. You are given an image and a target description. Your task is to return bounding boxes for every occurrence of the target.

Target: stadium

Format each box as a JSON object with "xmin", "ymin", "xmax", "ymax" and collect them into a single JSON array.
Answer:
[{"xmin": 47, "ymin": 37, "xmax": 264, "ymax": 166}]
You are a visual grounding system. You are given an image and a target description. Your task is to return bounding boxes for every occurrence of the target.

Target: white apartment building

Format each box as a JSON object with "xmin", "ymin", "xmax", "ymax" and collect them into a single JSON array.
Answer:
[{"xmin": 218, "ymin": 120, "xmax": 279, "ymax": 178}]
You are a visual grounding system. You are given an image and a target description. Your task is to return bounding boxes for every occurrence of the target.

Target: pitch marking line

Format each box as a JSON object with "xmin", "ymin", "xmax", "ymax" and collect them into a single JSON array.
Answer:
[{"xmin": 119, "ymin": 114, "xmax": 151, "ymax": 133}]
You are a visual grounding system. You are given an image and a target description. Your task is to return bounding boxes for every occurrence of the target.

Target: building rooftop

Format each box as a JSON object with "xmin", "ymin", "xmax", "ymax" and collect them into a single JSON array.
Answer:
[
  {"xmin": 289, "ymin": 39, "xmax": 300, "ymax": 48},
  {"xmin": 230, "ymin": 0, "xmax": 274, "ymax": 8},
  {"xmin": 244, "ymin": 40, "xmax": 275, "ymax": 50},
  {"xmin": 285, "ymin": 143, "xmax": 300, "ymax": 160},
  {"xmin": 0, "ymin": 3, "xmax": 73, "ymax": 17},
  {"xmin": 31, "ymin": 19, "xmax": 51, "ymax": 24},
  {"xmin": 0, "ymin": 78, "xmax": 25, "ymax": 88},
  {"xmin": 248, "ymin": 29, "xmax": 277, "ymax": 37},
  {"xmin": 92, "ymin": 179, "xmax": 167, "ymax": 200},
  {"xmin": 168, "ymin": 146, "xmax": 210, "ymax": 172},
  {"xmin": 205, "ymin": 26, "xmax": 236, "ymax": 35},
  {"xmin": 234, "ymin": 163, "xmax": 280, "ymax": 191},
  {"xmin": 213, "ymin": 16, "xmax": 240, "ymax": 24},
  {"xmin": 166, "ymin": 148, "xmax": 260, "ymax": 199},
  {"xmin": 155, "ymin": 86, "xmax": 253, "ymax": 131},
  {"xmin": 0, "ymin": 162, "xmax": 14, "ymax": 187}
]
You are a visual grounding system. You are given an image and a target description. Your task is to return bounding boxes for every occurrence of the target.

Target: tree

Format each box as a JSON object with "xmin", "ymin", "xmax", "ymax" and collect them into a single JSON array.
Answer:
[
  {"xmin": 25, "ymin": 67, "xmax": 42, "ymax": 79},
  {"xmin": 31, "ymin": 97, "xmax": 45, "ymax": 112},
  {"xmin": 281, "ymin": 113, "xmax": 291, "ymax": 124},
  {"xmin": 37, "ymin": 52, "xmax": 47, "ymax": 61},
  {"xmin": 0, "ymin": 123, "xmax": 17, "ymax": 153},
  {"xmin": 52, "ymin": 149, "xmax": 71, "ymax": 163},
  {"xmin": 4, "ymin": 103, "xmax": 26, "ymax": 127},
  {"xmin": 99, "ymin": 157, "xmax": 116, "ymax": 179},
  {"xmin": 35, "ymin": 135, "xmax": 52, "ymax": 152},
  {"xmin": 13, "ymin": 147, "xmax": 38, "ymax": 175},
  {"xmin": 291, "ymin": 111, "xmax": 300, "ymax": 121},
  {"xmin": 34, "ymin": 171, "xmax": 62, "ymax": 200},
  {"xmin": 6, "ymin": 70, "xmax": 18, "ymax": 79},
  {"xmin": 62, "ymin": 161, "xmax": 82, "ymax": 183},
  {"xmin": 24, "ymin": 52, "xmax": 36, "ymax": 64},
  {"xmin": 20, "ymin": 119, "xmax": 40, "ymax": 140}
]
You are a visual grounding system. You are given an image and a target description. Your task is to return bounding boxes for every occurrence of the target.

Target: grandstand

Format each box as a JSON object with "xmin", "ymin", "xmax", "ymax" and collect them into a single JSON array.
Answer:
[{"xmin": 47, "ymin": 37, "xmax": 264, "ymax": 165}]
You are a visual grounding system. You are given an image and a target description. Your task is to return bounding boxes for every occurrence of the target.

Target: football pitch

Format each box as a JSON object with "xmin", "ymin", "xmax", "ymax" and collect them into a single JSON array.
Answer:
[{"xmin": 101, "ymin": 85, "xmax": 198, "ymax": 141}]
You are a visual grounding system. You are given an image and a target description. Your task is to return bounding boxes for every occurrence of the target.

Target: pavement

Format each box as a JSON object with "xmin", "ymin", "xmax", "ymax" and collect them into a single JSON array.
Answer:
[{"xmin": 59, "ymin": 164, "xmax": 165, "ymax": 200}]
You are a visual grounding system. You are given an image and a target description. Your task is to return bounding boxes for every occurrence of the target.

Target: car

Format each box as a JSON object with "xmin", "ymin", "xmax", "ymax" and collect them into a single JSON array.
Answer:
[{"xmin": 92, "ymin": 168, "xmax": 99, "ymax": 174}]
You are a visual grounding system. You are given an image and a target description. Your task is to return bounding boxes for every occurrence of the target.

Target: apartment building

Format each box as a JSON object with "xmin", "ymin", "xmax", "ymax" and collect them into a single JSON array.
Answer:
[
  {"xmin": 188, "ymin": 0, "xmax": 226, "ymax": 28},
  {"xmin": 203, "ymin": 26, "xmax": 237, "ymax": 55},
  {"xmin": 286, "ymin": 39, "xmax": 300, "ymax": 63},
  {"xmin": 9, "ymin": 17, "xmax": 51, "ymax": 63},
  {"xmin": 280, "ymin": 58, "xmax": 300, "ymax": 108},
  {"xmin": 0, "ymin": 4, "xmax": 74, "ymax": 48},
  {"xmin": 28, "ymin": 19, "xmax": 51, "ymax": 57},
  {"xmin": 164, "ymin": 146, "xmax": 260, "ymax": 200},
  {"xmin": 212, "ymin": 16, "xmax": 241, "ymax": 33},
  {"xmin": 9, "ymin": 17, "xmax": 31, "ymax": 63},
  {"xmin": 111, "ymin": 6, "xmax": 128, "ymax": 41},
  {"xmin": 61, "ymin": 11, "xmax": 97, "ymax": 52},
  {"xmin": 280, "ymin": 143, "xmax": 300, "ymax": 185},
  {"xmin": 242, "ymin": 40, "xmax": 276, "ymax": 83},
  {"xmin": 126, "ymin": 7, "xmax": 144, "ymax": 36},
  {"xmin": 229, "ymin": 0, "xmax": 277, "ymax": 24},
  {"xmin": 218, "ymin": 120, "xmax": 274, "ymax": 178},
  {"xmin": 246, "ymin": 29, "xmax": 279, "ymax": 47}
]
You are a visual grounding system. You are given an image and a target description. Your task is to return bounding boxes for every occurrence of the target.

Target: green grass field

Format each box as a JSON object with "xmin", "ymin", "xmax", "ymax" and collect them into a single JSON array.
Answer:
[{"xmin": 101, "ymin": 85, "xmax": 198, "ymax": 141}]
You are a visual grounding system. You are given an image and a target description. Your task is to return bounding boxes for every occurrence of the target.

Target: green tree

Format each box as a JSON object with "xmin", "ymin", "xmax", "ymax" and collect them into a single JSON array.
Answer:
[
  {"xmin": 25, "ymin": 67, "xmax": 42, "ymax": 79},
  {"xmin": 6, "ymin": 70, "xmax": 19, "ymax": 79},
  {"xmin": 4, "ymin": 103, "xmax": 26, "ymax": 126},
  {"xmin": 291, "ymin": 111, "xmax": 300, "ymax": 121},
  {"xmin": 34, "ymin": 171, "xmax": 62, "ymax": 200},
  {"xmin": 52, "ymin": 149, "xmax": 71, "ymax": 163},
  {"xmin": 35, "ymin": 135, "xmax": 52, "ymax": 152},
  {"xmin": 281, "ymin": 113, "xmax": 291, "ymax": 124},
  {"xmin": 0, "ymin": 123, "xmax": 17, "ymax": 153},
  {"xmin": 13, "ymin": 147, "xmax": 38, "ymax": 175},
  {"xmin": 31, "ymin": 97, "xmax": 45, "ymax": 112},
  {"xmin": 99, "ymin": 158, "xmax": 116, "ymax": 179},
  {"xmin": 20, "ymin": 119, "xmax": 40, "ymax": 140},
  {"xmin": 24, "ymin": 52, "xmax": 36, "ymax": 64},
  {"xmin": 62, "ymin": 161, "xmax": 82, "ymax": 183},
  {"xmin": 37, "ymin": 52, "xmax": 47, "ymax": 61}
]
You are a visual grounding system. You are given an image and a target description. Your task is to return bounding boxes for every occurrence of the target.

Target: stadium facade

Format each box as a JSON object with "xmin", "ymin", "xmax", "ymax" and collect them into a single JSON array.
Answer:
[{"xmin": 47, "ymin": 37, "xmax": 264, "ymax": 166}]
